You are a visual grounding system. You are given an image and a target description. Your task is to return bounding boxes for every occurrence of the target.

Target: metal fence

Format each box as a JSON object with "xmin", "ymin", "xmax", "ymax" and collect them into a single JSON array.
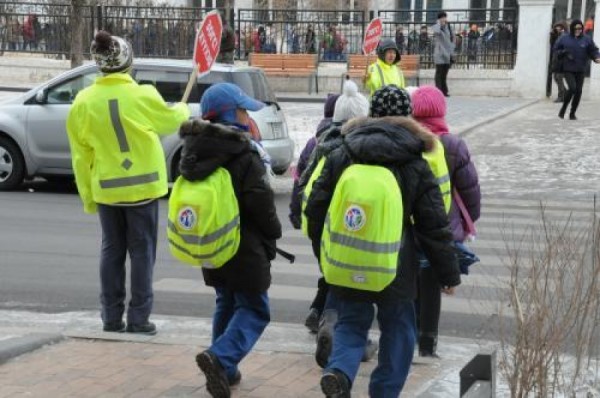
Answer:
[{"xmin": 0, "ymin": 3, "xmax": 517, "ymax": 69}]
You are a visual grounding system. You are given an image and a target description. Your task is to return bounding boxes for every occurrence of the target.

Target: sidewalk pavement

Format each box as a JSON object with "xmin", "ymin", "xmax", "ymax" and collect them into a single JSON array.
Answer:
[{"xmin": 0, "ymin": 311, "xmax": 497, "ymax": 397}]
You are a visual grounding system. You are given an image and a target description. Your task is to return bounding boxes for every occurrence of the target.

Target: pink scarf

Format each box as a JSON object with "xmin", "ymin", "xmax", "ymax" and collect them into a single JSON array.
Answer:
[{"xmin": 415, "ymin": 116, "xmax": 449, "ymax": 136}]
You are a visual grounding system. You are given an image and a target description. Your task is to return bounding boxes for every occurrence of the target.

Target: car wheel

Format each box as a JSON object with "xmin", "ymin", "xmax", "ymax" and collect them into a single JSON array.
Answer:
[{"xmin": 0, "ymin": 137, "xmax": 25, "ymax": 191}]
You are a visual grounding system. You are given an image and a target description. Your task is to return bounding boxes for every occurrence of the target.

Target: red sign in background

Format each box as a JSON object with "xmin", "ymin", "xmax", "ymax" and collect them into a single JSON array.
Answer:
[
  {"xmin": 193, "ymin": 10, "xmax": 223, "ymax": 73},
  {"xmin": 363, "ymin": 18, "xmax": 383, "ymax": 55}
]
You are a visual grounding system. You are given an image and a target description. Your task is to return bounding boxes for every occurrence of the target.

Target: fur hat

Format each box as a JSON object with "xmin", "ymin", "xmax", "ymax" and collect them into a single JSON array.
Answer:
[
  {"xmin": 411, "ymin": 85, "xmax": 447, "ymax": 119},
  {"xmin": 332, "ymin": 80, "xmax": 370, "ymax": 123},
  {"xmin": 91, "ymin": 31, "xmax": 133, "ymax": 73},
  {"xmin": 370, "ymin": 85, "xmax": 412, "ymax": 117}
]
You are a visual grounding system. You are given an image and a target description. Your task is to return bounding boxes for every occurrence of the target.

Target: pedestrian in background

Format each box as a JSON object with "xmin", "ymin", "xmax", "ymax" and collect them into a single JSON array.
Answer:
[
  {"xmin": 363, "ymin": 38, "xmax": 405, "ymax": 96},
  {"xmin": 554, "ymin": 19, "xmax": 600, "ymax": 120},
  {"xmin": 180, "ymin": 83, "xmax": 282, "ymax": 398},
  {"xmin": 305, "ymin": 85, "xmax": 460, "ymax": 397},
  {"xmin": 550, "ymin": 22, "xmax": 567, "ymax": 103},
  {"xmin": 66, "ymin": 31, "xmax": 190, "ymax": 335},
  {"xmin": 433, "ymin": 11, "xmax": 455, "ymax": 97},
  {"xmin": 467, "ymin": 24, "xmax": 480, "ymax": 62},
  {"xmin": 411, "ymin": 85, "xmax": 481, "ymax": 358},
  {"xmin": 217, "ymin": 13, "xmax": 235, "ymax": 64}
]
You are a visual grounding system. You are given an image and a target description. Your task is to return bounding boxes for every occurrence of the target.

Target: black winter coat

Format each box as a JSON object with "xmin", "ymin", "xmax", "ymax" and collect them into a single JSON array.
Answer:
[
  {"xmin": 179, "ymin": 120, "xmax": 282, "ymax": 293},
  {"xmin": 305, "ymin": 116, "xmax": 460, "ymax": 303}
]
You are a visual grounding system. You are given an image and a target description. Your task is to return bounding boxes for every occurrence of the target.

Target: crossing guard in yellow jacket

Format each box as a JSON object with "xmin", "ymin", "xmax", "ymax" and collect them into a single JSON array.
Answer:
[
  {"xmin": 66, "ymin": 31, "xmax": 190, "ymax": 335},
  {"xmin": 364, "ymin": 38, "xmax": 406, "ymax": 96}
]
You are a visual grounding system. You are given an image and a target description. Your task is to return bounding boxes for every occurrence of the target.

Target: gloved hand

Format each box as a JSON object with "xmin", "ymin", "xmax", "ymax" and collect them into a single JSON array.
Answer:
[{"xmin": 289, "ymin": 213, "xmax": 301, "ymax": 230}]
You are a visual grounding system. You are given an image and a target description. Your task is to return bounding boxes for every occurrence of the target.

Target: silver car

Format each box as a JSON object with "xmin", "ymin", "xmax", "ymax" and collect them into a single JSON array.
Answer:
[{"xmin": 0, "ymin": 60, "xmax": 294, "ymax": 190}]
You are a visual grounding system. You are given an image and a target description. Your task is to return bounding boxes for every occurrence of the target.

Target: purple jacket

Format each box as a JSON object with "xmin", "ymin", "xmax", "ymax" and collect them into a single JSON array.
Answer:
[{"xmin": 440, "ymin": 133, "xmax": 481, "ymax": 242}]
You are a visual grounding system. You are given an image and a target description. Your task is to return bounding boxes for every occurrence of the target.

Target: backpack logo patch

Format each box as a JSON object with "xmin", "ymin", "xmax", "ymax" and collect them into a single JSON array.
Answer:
[
  {"xmin": 344, "ymin": 205, "xmax": 366, "ymax": 232},
  {"xmin": 178, "ymin": 207, "xmax": 197, "ymax": 230}
]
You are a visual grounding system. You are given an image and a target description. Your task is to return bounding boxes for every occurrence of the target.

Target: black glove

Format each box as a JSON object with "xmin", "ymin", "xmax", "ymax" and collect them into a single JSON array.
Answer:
[{"xmin": 289, "ymin": 213, "xmax": 301, "ymax": 230}]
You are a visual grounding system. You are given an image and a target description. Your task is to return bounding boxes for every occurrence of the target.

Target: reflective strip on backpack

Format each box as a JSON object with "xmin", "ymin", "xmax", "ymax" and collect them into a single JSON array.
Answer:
[
  {"xmin": 167, "ymin": 215, "xmax": 240, "ymax": 246},
  {"xmin": 99, "ymin": 172, "xmax": 160, "ymax": 188},
  {"xmin": 321, "ymin": 244, "xmax": 397, "ymax": 274},
  {"xmin": 325, "ymin": 217, "xmax": 401, "ymax": 254},
  {"xmin": 167, "ymin": 238, "xmax": 236, "ymax": 266}
]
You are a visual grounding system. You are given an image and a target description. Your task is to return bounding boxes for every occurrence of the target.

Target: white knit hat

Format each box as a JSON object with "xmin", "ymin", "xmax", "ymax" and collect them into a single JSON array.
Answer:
[{"xmin": 333, "ymin": 80, "xmax": 370, "ymax": 123}]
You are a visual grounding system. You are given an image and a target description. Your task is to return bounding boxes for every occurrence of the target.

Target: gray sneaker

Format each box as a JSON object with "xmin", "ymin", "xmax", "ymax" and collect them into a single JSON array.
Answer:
[{"xmin": 125, "ymin": 322, "xmax": 157, "ymax": 335}]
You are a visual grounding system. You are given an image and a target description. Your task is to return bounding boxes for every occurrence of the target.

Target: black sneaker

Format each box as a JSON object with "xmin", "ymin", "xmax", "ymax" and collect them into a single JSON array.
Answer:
[
  {"xmin": 304, "ymin": 308, "xmax": 320, "ymax": 334},
  {"xmin": 126, "ymin": 322, "xmax": 157, "ymax": 335},
  {"xmin": 320, "ymin": 369, "xmax": 351, "ymax": 398},
  {"xmin": 361, "ymin": 339, "xmax": 378, "ymax": 362},
  {"xmin": 419, "ymin": 349, "xmax": 441, "ymax": 359},
  {"xmin": 196, "ymin": 350, "xmax": 231, "ymax": 398},
  {"xmin": 228, "ymin": 369, "xmax": 242, "ymax": 386},
  {"xmin": 103, "ymin": 320, "xmax": 126, "ymax": 333},
  {"xmin": 569, "ymin": 114, "xmax": 577, "ymax": 120}
]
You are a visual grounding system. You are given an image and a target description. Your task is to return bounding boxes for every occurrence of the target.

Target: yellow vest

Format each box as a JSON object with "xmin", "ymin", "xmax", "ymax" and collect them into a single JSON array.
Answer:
[
  {"xmin": 422, "ymin": 139, "xmax": 451, "ymax": 214},
  {"xmin": 365, "ymin": 59, "xmax": 406, "ymax": 96},
  {"xmin": 66, "ymin": 73, "xmax": 190, "ymax": 213},
  {"xmin": 301, "ymin": 156, "xmax": 326, "ymax": 237},
  {"xmin": 321, "ymin": 164, "xmax": 403, "ymax": 292},
  {"xmin": 167, "ymin": 168, "xmax": 241, "ymax": 268}
]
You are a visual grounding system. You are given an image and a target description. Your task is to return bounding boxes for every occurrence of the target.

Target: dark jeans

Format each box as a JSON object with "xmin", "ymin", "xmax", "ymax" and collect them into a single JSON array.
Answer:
[
  {"xmin": 210, "ymin": 288, "xmax": 270, "ymax": 380},
  {"xmin": 415, "ymin": 263, "xmax": 441, "ymax": 352},
  {"xmin": 561, "ymin": 72, "xmax": 585, "ymax": 116},
  {"xmin": 553, "ymin": 72, "xmax": 566, "ymax": 100},
  {"xmin": 326, "ymin": 298, "xmax": 416, "ymax": 397},
  {"xmin": 435, "ymin": 63, "xmax": 451, "ymax": 95},
  {"xmin": 98, "ymin": 200, "xmax": 158, "ymax": 325}
]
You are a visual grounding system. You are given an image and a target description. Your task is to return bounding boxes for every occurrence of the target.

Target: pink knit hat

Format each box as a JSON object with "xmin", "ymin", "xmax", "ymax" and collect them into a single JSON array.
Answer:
[{"xmin": 411, "ymin": 85, "xmax": 447, "ymax": 118}]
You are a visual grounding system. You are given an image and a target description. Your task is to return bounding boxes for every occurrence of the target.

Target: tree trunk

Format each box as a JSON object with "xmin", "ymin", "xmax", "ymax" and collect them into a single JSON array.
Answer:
[{"xmin": 70, "ymin": 0, "xmax": 86, "ymax": 68}]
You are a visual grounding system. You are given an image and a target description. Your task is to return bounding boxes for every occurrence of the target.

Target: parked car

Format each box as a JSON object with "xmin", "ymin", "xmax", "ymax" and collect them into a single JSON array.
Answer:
[{"xmin": 0, "ymin": 60, "xmax": 294, "ymax": 190}]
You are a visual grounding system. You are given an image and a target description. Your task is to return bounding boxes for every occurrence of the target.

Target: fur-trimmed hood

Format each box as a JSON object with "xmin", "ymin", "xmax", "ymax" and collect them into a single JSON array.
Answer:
[
  {"xmin": 178, "ymin": 119, "xmax": 253, "ymax": 181},
  {"xmin": 340, "ymin": 116, "xmax": 437, "ymax": 165}
]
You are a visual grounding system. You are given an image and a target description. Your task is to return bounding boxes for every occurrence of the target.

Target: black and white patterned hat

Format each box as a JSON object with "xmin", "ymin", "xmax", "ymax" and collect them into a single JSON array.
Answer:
[
  {"xmin": 370, "ymin": 85, "xmax": 412, "ymax": 118},
  {"xmin": 91, "ymin": 34, "xmax": 133, "ymax": 73}
]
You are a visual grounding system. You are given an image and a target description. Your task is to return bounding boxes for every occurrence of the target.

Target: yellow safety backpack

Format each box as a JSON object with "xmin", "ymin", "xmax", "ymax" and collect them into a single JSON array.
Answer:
[
  {"xmin": 167, "ymin": 167, "xmax": 240, "ymax": 269},
  {"xmin": 320, "ymin": 163, "xmax": 403, "ymax": 292}
]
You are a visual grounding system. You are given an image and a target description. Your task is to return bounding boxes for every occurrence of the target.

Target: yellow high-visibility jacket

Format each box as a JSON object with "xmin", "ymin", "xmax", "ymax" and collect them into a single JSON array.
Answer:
[
  {"xmin": 365, "ymin": 59, "xmax": 406, "ymax": 96},
  {"xmin": 66, "ymin": 73, "xmax": 190, "ymax": 214}
]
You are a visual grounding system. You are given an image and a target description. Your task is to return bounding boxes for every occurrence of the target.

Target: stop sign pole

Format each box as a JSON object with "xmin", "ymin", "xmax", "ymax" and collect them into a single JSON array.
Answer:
[{"xmin": 181, "ymin": 10, "xmax": 223, "ymax": 103}]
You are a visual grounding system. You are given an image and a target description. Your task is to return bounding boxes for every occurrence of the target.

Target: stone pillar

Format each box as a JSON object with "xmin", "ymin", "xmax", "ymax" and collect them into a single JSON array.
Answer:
[
  {"xmin": 511, "ymin": 0, "xmax": 554, "ymax": 97},
  {"xmin": 589, "ymin": 0, "xmax": 600, "ymax": 99}
]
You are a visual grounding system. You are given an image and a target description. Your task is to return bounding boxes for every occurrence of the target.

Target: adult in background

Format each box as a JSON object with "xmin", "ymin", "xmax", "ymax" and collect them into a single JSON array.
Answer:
[
  {"xmin": 182, "ymin": 83, "xmax": 282, "ymax": 398},
  {"xmin": 550, "ymin": 22, "xmax": 567, "ymax": 103},
  {"xmin": 218, "ymin": 18, "xmax": 236, "ymax": 64},
  {"xmin": 554, "ymin": 19, "xmax": 600, "ymax": 120},
  {"xmin": 433, "ymin": 11, "xmax": 455, "ymax": 97},
  {"xmin": 66, "ymin": 31, "xmax": 190, "ymax": 335}
]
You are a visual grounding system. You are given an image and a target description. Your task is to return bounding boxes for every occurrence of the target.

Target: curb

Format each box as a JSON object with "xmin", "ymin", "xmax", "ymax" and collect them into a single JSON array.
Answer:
[
  {"xmin": 0, "ymin": 333, "xmax": 65, "ymax": 364},
  {"xmin": 455, "ymin": 98, "xmax": 540, "ymax": 137}
]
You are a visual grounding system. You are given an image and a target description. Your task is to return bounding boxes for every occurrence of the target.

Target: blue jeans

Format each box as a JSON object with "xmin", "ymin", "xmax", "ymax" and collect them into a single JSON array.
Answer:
[
  {"xmin": 210, "ymin": 288, "xmax": 270, "ymax": 380},
  {"xmin": 98, "ymin": 201, "xmax": 158, "ymax": 325},
  {"xmin": 326, "ymin": 298, "xmax": 416, "ymax": 397}
]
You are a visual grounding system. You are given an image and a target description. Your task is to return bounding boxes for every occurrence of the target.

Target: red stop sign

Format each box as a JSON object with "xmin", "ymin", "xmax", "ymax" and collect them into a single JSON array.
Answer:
[
  {"xmin": 193, "ymin": 10, "xmax": 223, "ymax": 73},
  {"xmin": 363, "ymin": 18, "xmax": 383, "ymax": 55}
]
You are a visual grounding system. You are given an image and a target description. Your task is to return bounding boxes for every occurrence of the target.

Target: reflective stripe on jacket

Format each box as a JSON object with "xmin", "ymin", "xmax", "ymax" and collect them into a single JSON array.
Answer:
[
  {"xmin": 66, "ymin": 73, "xmax": 190, "ymax": 213},
  {"xmin": 365, "ymin": 58, "xmax": 406, "ymax": 96}
]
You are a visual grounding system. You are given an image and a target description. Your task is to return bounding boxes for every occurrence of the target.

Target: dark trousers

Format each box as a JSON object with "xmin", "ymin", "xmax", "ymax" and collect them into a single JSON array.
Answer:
[
  {"xmin": 553, "ymin": 72, "xmax": 566, "ymax": 100},
  {"xmin": 210, "ymin": 288, "xmax": 270, "ymax": 380},
  {"xmin": 310, "ymin": 277, "xmax": 329, "ymax": 314},
  {"xmin": 561, "ymin": 72, "xmax": 585, "ymax": 116},
  {"xmin": 435, "ymin": 63, "xmax": 451, "ymax": 95},
  {"xmin": 415, "ymin": 265, "xmax": 441, "ymax": 352},
  {"xmin": 326, "ymin": 298, "xmax": 416, "ymax": 397},
  {"xmin": 98, "ymin": 201, "xmax": 158, "ymax": 325}
]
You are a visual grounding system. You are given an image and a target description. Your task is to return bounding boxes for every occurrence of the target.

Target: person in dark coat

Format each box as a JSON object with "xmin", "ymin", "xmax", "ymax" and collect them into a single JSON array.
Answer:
[
  {"xmin": 180, "ymin": 82, "xmax": 282, "ymax": 398},
  {"xmin": 554, "ymin": 19, "xmax": 600, "ymax": 120},
  {"xmin": 550, "ymin": 22, "xmax": 567, "ymax": 103},
  {"xmin": 305, "ymin": 114, "xmax": 460, "ymax": 397},
  {"xmin": 411, "ymin": 85, "xmax": 481, "ymax": 358}
]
